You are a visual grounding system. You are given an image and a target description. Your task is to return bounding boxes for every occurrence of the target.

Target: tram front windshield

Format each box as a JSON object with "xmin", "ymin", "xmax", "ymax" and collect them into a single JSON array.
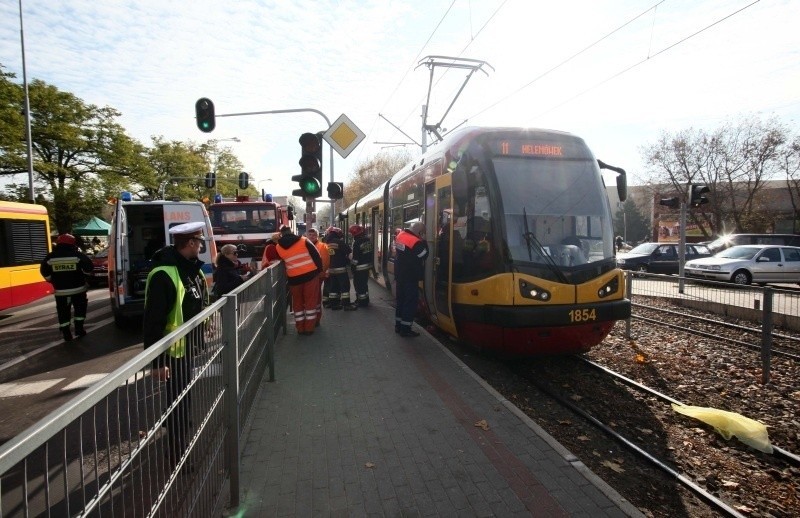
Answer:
[{"xmin": 493, "ymin": 157, "xmax": 614, "ymax": 267}]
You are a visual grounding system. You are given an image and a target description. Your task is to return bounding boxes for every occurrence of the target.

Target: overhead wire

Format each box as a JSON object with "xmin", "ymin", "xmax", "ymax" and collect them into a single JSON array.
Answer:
[
  {"xmin": 464, "ymin": 0, "xmax": 666, "ymax": 122},
  {"xmin": 395, "ymin": 0, "xmax": 510, "ymax": 134},
  {"xmin": 465, "ymin": 0, "xmax": 761, "ymax": 123},
  {"xmin": 353, "ymin": 0, "xmax": 458, "ymax": 165},
  {"xmin": 528, "ymin": 0, "xmax": 761, "ymax": 121}
]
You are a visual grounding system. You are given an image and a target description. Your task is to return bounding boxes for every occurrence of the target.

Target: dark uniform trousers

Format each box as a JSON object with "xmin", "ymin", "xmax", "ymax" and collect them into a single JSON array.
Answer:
[
  {"xmin": 56, "ymin": 293, "xmax": 88, "ymax": 333},
  {"xmin": 395, "ymin": 278, "xmax": 419, "ymax": 332}
]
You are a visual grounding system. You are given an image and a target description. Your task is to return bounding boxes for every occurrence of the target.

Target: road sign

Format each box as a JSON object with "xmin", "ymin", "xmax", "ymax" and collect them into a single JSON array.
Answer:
[{"xmin": 323, "ymin": 114, "xmax": 365, "ymax": 159}]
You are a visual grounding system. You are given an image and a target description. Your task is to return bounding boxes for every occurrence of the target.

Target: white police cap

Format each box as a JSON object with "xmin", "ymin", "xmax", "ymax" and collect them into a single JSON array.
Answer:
[{"xmin": 169, "ymin": 221, "xmax": 207, "ymax": 239}]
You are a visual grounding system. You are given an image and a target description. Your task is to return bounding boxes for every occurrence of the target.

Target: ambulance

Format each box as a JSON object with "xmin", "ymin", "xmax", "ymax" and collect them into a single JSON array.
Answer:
[{"xmin": 108, "ymin": 193, "xmax": 217, "ymax": 327}]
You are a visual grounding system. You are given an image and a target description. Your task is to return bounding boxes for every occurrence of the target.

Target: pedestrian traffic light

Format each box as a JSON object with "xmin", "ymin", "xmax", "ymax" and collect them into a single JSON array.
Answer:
[
  {"xmin": 659, "ymin": 197, "xmax": 679, "ymax": 208},
  {"xmin": 195, "ymin": 98, "xmax": 215, "ymax": 133},
  {"xmin": 690, "ymin": 184, "xmax": 710, "ymax": 208},
  {"xmin": 292, "ymin": 132, "xmax": 323, "ymax": 198},
  {"xmin": 205, "ymin": 172, "xmax": 216, "ymax": 188},
  {"xmin": 327, "ymin": 182, "xmax": 344, "ymax": 200},
  {"xmin": 238, "ymin": 172, "xmax": 249, "ymax": 189}
]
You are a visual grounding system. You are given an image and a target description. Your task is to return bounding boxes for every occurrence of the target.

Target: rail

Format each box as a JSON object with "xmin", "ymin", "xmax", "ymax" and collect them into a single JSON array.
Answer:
[
  {"xmin": 0, "ymin": 262, "xmax": 287, "ymax": 517},
  {"xmin": 625, "ymin": 272, "xmax": 800, "ymax": 383}
]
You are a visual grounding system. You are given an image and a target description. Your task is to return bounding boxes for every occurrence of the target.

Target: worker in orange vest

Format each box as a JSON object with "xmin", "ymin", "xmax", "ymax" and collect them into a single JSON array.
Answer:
[{"xmin": 275, "ymin": 225, "xmax": 324, "ymax": 335}]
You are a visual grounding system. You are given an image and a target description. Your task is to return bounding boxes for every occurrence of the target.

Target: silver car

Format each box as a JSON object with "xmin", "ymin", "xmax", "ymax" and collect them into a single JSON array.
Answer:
[{"xmin": 684, "ymin": 245, "xmax": 800, "ymax": 285}]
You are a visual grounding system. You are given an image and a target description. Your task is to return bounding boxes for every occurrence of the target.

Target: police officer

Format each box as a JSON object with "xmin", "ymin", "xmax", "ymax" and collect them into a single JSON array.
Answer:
[
  {"xmin": 348, "ymin": 224, "xmax": 373, "ymax": 307},
  {"xmin": 40, "ymin": 233, "xmax": 93, "ymax": 342},
  {"xmin": 323, "ymin": 226, "xmax": 355, "ymax": 311},
  {"xmin": 142, "ymin": 221, "xmax": 210, "ymax": 466},
  {"xmin": 394, "ymin": 222, "xmax": 428, "ymax": 337}
]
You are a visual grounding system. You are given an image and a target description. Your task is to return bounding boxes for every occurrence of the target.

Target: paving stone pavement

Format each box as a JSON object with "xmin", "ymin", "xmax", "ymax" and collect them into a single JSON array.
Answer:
[{"xmin": 232, "ymin": 284, "xmax": 643, "ymax": 517}]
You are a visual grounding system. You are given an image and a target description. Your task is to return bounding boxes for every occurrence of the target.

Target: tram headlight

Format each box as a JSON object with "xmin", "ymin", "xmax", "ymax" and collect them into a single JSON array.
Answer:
[
  {"xmin": 518, "ymin": 280, "xmax": 551, "ymax": 301},
  {"xmin": 597, "ymin": 277, "xmax": 620, "ymax": 298}
]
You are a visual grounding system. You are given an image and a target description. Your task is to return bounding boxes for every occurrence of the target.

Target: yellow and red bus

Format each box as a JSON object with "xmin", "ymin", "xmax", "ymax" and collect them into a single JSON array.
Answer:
[{"xmin": 0, "ymin": 201, "xmax": 53, "ymax": 310}]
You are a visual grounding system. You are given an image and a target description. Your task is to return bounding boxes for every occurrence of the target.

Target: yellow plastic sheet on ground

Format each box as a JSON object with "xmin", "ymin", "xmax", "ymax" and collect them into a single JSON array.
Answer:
[{"xmin": 671, "ymin": 404, "xmax": 773, "ymax": 454}]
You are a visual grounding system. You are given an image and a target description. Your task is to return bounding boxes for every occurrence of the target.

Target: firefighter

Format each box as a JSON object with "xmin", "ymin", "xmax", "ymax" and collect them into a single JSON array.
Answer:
[
  {"xmin": 348, "ymin": 224, "xmax": 373, "ymax": 307},
  {"xmin": 323, "ymin": 226, "xmax": 355, "ymax": 311},
  {"xmin": 305, "ymin": 228, "xmax": 329, "ymax": 326},
  {"xmin": 394, "ymin": 222, "xmax": 428, "ymax": 337},
  {"xmin": 40, "ymin": 233, "xmax": 93, "ymax": 342}
]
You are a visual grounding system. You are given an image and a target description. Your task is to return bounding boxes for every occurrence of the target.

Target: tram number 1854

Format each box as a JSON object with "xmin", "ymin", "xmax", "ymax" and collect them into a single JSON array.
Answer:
[{"xmin": 568, "ymin": 308, "xmax": 597, "ymax": 323}]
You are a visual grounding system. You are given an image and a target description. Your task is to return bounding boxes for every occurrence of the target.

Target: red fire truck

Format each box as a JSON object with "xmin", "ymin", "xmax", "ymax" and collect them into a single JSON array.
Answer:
[{"xmin": 208, "ymin": 194, "xmax": 294, "ymax": 270}]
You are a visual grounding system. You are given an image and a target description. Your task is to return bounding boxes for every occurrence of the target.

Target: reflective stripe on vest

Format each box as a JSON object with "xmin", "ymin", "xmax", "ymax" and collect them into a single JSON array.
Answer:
[
  {"xmin": 277, "ymin": 238, "xmax": 317, "ymax": 277},
  {"xmin": 145, "ymin": 266, "xmax": 186, "ymax": 358}
]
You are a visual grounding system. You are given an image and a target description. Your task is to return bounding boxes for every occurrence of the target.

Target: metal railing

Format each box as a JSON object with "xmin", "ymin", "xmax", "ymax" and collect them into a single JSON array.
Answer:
[
  {"xmin": 0, "ymin": 262, "xmax": 287, "ymax": 517},
  {"xmin": 625, "ymin": 271, "xmax": 800, "ymax": 383}
]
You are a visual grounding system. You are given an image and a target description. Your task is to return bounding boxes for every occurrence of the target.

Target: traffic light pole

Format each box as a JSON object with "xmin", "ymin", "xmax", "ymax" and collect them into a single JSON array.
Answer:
[{"xmin": 216, "ymin": 108, "xmax": 336, "ymax": 224}]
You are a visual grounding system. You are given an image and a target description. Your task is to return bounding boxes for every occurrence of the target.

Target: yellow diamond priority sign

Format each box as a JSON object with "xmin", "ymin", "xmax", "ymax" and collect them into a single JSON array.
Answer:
[{"xmin": 323, "ymin": 114, "xmax": 365, "ymax": 159}]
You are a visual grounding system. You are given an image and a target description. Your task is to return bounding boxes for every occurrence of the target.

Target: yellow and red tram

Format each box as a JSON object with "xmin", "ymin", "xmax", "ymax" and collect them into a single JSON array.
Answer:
[{"xmin": 343, "ymin": 127, "xmax": 630, "ymax": 355}]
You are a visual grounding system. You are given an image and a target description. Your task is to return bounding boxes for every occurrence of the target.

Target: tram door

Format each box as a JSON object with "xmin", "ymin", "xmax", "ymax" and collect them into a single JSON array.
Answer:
[{"xmin": 425, "ymin": 178, "xmax": 458, "ymax": 337}]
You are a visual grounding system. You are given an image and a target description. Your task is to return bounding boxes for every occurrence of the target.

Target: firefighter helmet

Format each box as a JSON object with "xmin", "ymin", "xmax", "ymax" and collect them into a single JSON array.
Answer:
[
  {"xmin": 348, "ymin": 224, "xmax": 365, "ymax": 237},
  {"xmin": 326, "ymin": 226, "xmax": 343, "ymax": 236},
  {"xmin": 56, "ymin": 233, "xmax": 77, "ymax": 246}
]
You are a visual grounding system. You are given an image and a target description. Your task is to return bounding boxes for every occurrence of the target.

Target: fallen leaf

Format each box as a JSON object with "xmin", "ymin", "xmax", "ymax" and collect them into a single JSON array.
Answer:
[
  {"xmin": 601, "ymin": 460, "xmax": 625, "ymax": 473},
  {"xmin": 365, "ymin": 462, "xmax": 375, "ymax": 469},
  {"xmin": 474, "ymin": 419, "xmax": 489, "ymax": 430},
  {"xmin": 722, "ymin": 480, "xmax": 740, "ymax": 488},
  {"xmin": 558, "ymin": 420, "xmax": 572, "ymax": 426},
  {"xmin": 570, "ymin": 394, "xmax": 583, "ymax": 402},
  {"xmin": 577, "ymin": 435, "xmax": 590, "ymax": 441}
]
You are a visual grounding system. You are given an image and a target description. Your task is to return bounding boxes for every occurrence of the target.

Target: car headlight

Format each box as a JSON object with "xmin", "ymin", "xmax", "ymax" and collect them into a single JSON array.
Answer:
[{"xmin": 709, "ymin": 265, "xmax": 721, "ymax": 271}]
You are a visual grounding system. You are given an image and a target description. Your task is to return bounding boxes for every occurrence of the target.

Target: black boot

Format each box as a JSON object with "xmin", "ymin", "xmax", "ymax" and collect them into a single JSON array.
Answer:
[
  {"xmin": 62, "ymin": 328, "xmax": 73, "ymax": 342},
  {"xmin": 75, "ymin": 322, "xmax": 87, "ymax": 337},
  {"xmin": 343, "ymin": 303, "xmax": 358, "ymax": 311}
]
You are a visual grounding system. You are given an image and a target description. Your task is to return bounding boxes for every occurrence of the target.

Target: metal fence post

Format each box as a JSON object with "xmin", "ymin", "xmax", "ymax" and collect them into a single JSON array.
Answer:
[
  {"xmin": 625, "ymin": 270, "xmax": 633, "ymax": 339},
  {"xmin": 222, "ymin": 295, "xmax": 241, "ymax": 508},
  {"xmin": 761, "ymin": 287, "xmax": 773, "ymax": 384}
]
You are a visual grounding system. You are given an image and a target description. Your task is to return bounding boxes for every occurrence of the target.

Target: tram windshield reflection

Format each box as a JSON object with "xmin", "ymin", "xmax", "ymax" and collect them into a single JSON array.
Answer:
[{"xmin": 493, "ymin": 157, "xmax": 614, "ymax": 267}]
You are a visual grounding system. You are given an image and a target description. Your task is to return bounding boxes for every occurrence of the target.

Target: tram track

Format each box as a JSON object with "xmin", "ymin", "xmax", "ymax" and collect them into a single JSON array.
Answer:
[{"xmin": 436, "ymin": 312, "xmax": 800, "ymax": 517}]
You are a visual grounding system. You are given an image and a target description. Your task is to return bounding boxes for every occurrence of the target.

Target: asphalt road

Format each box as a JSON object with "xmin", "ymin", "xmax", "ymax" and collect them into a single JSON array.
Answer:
[{"xmin": 0, "ymin": 287, "xmax": 144, "ymax": 445}]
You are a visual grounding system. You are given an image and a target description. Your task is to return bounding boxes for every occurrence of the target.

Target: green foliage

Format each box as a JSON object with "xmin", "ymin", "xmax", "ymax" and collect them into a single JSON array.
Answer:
[
  {"xmin": 614, "ymin": 198, "xmax": 650, "ymax": 244},
  {"xmin": 0, "ymin": 63, "xmax": 252, "ymax": 232}
]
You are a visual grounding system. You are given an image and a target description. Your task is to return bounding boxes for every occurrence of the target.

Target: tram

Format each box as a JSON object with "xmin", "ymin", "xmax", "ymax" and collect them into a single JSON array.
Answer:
[
  {"xmin": 342, "ymin": 127, "xmax": 630, "ymax": 355},
  {"xmin": 0, "ymin": 201, "xmax": 53, "ymax": 310}
]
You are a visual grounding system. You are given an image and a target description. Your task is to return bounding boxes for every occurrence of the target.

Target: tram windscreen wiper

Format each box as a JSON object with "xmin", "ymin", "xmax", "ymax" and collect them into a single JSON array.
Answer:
[{"xmin": 522, "ymin": 207, "xmax": 569, "ymax": 284}]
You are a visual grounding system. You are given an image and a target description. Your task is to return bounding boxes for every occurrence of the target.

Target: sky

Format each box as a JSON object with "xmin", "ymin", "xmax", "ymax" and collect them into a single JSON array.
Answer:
[{"xmin": 1, "ymin": 0, "xmax": 799, "ymax": 199}]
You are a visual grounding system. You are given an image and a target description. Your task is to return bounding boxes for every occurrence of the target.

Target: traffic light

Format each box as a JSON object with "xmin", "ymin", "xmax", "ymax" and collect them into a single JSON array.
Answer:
[
  {"xmin": 690, "ymin": 184, "xmax": 710, "ymax": 208},
  {"xmin": 327, "ymin": 182, "xmax": 344, "ymax": 200},
  {"xmin": 205, "ymin": 172, "xmax": 216, "ymax": 188},
  {"xmin": 292, "ymin": 132, "xmax": 323, "ymax": 198},
  {"xmin": 659, "ymin": 197, "xmax": 679, "ymax": 208},
  {"xmin": 195, "ymin": 98, "xmax": 215, "ymax": 133},
  {"xmin": 238, "ymin": 172, "xmax": 249, "ymax": 189}
]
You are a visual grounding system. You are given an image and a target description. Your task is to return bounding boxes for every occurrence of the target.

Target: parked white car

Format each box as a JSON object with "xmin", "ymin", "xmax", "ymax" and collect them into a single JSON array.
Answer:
[{"xmin": 684, "ymin": 245, "xmax": 800, "ymax": 285}]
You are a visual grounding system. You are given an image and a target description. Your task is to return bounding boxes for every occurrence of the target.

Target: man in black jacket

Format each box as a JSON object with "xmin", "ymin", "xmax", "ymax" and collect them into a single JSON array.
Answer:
[
  {"xmin": 40, "ymin": 233, "xmax": 93, "ymax": 342},
  {"xmin": 393, "ymin": 222, "xmax": 428, "ymax": 337},
  {"xmin": 142, "ymin": 221, "xmax": 210, "ymax": 466}
]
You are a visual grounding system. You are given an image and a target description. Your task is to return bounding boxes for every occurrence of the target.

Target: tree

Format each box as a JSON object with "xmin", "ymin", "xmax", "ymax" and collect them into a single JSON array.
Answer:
[
  {"xmin": 343, "ymin": 149, "xmax": 412, "ymax": 208},
  {"xmin": 779, "ymin": 134, "xmax": 800, "ymax": 233},
  {"xmin": 614, "ymin": 198, "xmax": 650, "ymax": 244},
  {"xmin": 0, "ymin": 66, "xmax": 145, "ymax": 232},
  {"xmin": 640, "ymin": 116, "xmax": 788, "ymax": 236}
]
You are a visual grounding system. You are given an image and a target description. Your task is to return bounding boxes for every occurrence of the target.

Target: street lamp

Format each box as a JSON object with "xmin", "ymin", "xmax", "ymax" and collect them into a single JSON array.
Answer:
[{"xmin": 18, "ymin": 0, "xmax": 34, "ymax": 202}]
